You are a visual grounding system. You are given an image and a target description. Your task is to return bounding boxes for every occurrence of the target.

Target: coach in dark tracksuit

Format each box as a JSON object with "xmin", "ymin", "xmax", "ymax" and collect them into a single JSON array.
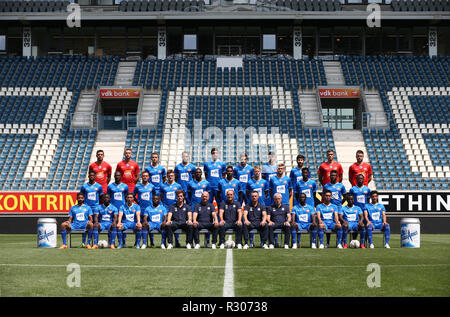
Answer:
[
  {"xmin": 166, "ymin": 190, "xmax": 194, "ymax": 248},
  {"xmin": 193, "ymin": 191, "xmax": 219, "ymax": 248},
  {"xmin": 243, "ymin": 190, "xmax": 269, "ymax": 248},
  {"xmin": 218, "ymin": 189, "xmax": 243, "ymax": 248},
  {"xmin": 268, "ymin": 193, "xmax": 291, "ymax": 248}
]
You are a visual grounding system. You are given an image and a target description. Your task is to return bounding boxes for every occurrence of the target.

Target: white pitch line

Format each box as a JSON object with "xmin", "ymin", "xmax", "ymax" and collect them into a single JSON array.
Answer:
[
  {"xmin": 223, "ymin": 248, "xmax": 235, "ymax": 297},
  {"xmin": 0, "ymin": 263, "xmax": 449, "ymax": 269}
]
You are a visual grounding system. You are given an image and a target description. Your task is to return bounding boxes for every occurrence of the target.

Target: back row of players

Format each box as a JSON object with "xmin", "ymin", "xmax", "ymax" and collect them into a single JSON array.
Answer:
[{"xmin": 59, "ymin": 147, "xmax": 390, "ymax": 249}]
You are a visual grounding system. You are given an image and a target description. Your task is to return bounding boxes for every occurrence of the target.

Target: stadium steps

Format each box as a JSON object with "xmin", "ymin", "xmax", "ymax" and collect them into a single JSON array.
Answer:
[
  {"xmin": 86, "ymin": 130, "xmax": 128, "ymax": 181},
  {"xmin": 298, "ymin": 92, "xmax": 322, "ymax": 126},
  {"xmin": 139, "ymin": 92, "xmax": 161, "ymax": 127},
  {"xmin": 71, "ymin": 92, "xmax": 97, "ymax": 128},
  {"xmin": 332, "ymin": 129, "xmax": 376, "ymax": 191},
  {"xmin": 363, "ymin": 90, "xmax": 388, "ymax": 127},
  {"xmin": 322, "ymin": 61, "xmax": 345, "ymax": 86},
  {"xmin": 114, "ymin": 61, "xmax": 137, "ymax": 86}
]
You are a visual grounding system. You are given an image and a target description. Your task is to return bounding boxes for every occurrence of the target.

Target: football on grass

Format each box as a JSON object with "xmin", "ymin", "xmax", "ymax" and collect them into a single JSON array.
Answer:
[
  {"xmin": 98, "ymin": 240, "xmax": 108, "ymax": 248},
  {"xmin": 349, "ymin": 240, "xmax": 360, "ymax": 248}
]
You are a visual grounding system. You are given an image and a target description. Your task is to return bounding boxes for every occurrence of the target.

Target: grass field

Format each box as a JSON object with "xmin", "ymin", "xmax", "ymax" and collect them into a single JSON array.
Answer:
[{"xmin": 0, "ymin": 234, "xmax": 449, "ymax": 297}]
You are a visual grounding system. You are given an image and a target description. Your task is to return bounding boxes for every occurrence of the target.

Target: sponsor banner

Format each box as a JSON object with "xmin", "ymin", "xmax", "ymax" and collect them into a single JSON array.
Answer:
[
  {"xmin": 99, "ymin": 88, "xmax": 141, "ymax": 99},
  {"xmin": 318, "ymin": 88, "xmax": 360, "ymax": 98},
  {"xmin": 0, "ymin": 193, "xmax": 77, "ymax": 213},
  {"xmin": 379, "ymin": 192, "xmax": 450, "ymax": 213}
]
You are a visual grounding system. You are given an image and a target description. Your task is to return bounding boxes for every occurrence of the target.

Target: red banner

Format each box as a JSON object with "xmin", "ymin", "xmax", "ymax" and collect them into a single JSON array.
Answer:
[
  {"xmin": 99, "ymin": 88, "xmax": 141, "ymax": 99},
  {"xmin": 318, "ymin": 88, "xmax": 360, "ymax": 98},
  {"xmin": 0, "ymin": 193, "xmax": 77, "ymax": 213}
]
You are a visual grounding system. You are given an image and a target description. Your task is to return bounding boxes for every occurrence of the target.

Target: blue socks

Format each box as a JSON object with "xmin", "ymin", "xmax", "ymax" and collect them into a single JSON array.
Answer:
[
  {"xmin": 384, "ymin": 225, "xmax": 390, "ymax": 244},
  {"xmin": 367, "ymin": 226, "xmax": 373, "ymax": 245},
  {"xmin": 135, "ymin": 230, "xmax": 142, "ymax": 248},
  {"xmin": 291, "ymin": 228, "xmax": 297, "ymax": 244},
  {"xmin": 82, "ymin": 232, "xmax": 87, "ymax": 244},
  {"xmin": 311, "ymin": 228, "xmax": 317, "ymax": 244},
  {"xmin": 360, "ymin": 228, "xmax": 366, "ymax": 245},
  {"xmin": 318, "ymin": 228, "xmax": 324, "ymax": 244},
  {"xmin": 93, "ymin": 227, "xmax": 99, "ymax": 245},
  {"xmin": 61, "ymin": 229, "xmax": 67, "ymax": 245},
  {"xmin": 86, "ymin": 229, "xmax": 93, "ymax": 245},
  {"xmin": 117, "ymin": 230, "xmax": 123, "ymax": 247},
  {"xmin": 109, "ymin": 228, "xmax": 117, "ymax": 246},
  {"xmin": 336, "ymin": 227, "xmax": 343, "ymax": 245},
  {"xmin": 142, "ymin": 228, "xmax": 148, "ymax": 246}
]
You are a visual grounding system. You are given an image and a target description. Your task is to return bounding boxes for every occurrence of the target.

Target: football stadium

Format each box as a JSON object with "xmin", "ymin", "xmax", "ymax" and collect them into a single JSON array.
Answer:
[{"xmin": 0, "ymin": 0, "xmax": 449, "ymax": 299}]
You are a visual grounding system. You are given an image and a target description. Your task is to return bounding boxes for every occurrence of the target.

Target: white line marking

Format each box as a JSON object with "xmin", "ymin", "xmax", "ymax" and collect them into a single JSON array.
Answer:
[
  {"xmin": 223, "ymin": 248, "xmax": 235, "ymax": 297},
  {"xmin": 0, "ymin": 263, "xmax": 449, "ymax": 269}
]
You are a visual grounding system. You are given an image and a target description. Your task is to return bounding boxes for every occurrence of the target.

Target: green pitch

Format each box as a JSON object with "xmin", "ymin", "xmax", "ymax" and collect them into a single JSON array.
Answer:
[{"xmin": 0, "ymin": 234, "xmax": 449, "ymax": 297}]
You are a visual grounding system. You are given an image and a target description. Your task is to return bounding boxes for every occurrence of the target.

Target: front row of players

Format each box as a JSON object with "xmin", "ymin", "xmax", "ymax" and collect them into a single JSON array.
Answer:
[{"xmin": 60, "ymin": 187, "xmax": 390, "ymax": 249}]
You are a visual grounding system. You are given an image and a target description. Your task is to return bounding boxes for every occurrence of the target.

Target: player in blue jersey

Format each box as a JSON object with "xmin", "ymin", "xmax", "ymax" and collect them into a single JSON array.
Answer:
[
  {"xmin": 289, "ymin": 154, "xmax": 310, "ymax": 200},
  {"xmin": 80, "ymin": 171, "xmax": 103, "ymax": 214},
  {"xmin": 339, "ymin": 194, "xmax": 365, "ymax": 249},
  {"xmin": 92, "ymin": 194, "xmax": 118, "ymax": 249},
  {"xmin": 145, "ymin": 152, "xmax": 167, "ymax": 195},
  {"xmin": 188, "ymin": 168, "xmax": 213, "ymax": 206},
  {"xmin": 349, "ymin": 174, "xmax": 371, "ymax": 210},
  {"xmin": 117, "ymin": 193, "xmax": 143, "ymax": 249},
  {"xmin": 142, "ymin": 193, "xmax": 168, "ymax": 249},
  {"xmin": 316, "ymin": 190, "xmax": 343, "ymax": 249},
  {"xmin": 174, "ymin": 151, "xmax": 196, "ymax": 194},
  {"xmin": 217, "ymin": 166, "xmax": 240, "ymax": 203},
  {"xmin": 234, "ymin": 153, "xmax": 253, "ymax": 203},
  {"xmin": 364, "ymin": 191, "xmax": 390, "ymax": 249},
  {"xmin": 160, "ymin": 170, "xmax": 183, "ymax": 208},
  {"xmin": 59, "ymin": 192, "xmax": 94, "ymax": 249},
  {"xmin": 246, "ymin": 166, "xmax": 269, "ymax": 205},
  {"xmin": 291, "ymin": 193, "xmax": 318, "ymax": 249},
  {"xmin": 323, "ymin": 170, "xmax": 347, "ymax": 211},
  {"xmin": 269, "ymin": 163, "xmax": 292, "ymax": 206},
  {"xmin": 203, "ymin": 148, "xmax": 226, "ymax": 204},
  {"xmin": 133, "ymin": 171, "xmax": 155, "ymax": 246},
  {"xmin": 261, "ymin": 151, "xmax": 278, "ymax": 182},
  {"xmin": 107, "ymin": 171, "xmax": 129, "ymax": 211},
  {"xmin": 294, "ymin": 167, "xmax": 318, "ymax": 208}
]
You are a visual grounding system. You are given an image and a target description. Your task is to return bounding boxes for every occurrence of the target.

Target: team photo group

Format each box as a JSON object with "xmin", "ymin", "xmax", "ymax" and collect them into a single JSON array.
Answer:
[{"xmin": 59, "ymin": 147, "xmax": 391, "ymax": 250}]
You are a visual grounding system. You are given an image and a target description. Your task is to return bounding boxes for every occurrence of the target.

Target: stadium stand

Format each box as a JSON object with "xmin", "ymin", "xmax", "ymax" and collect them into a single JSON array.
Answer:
[
  {"xmin": 341, "ymin": 56, "xmax": 450, "ymax": 190},
  {"xmin": 0, "ymin": 56, "xmax": 118, "ymax": 191}
]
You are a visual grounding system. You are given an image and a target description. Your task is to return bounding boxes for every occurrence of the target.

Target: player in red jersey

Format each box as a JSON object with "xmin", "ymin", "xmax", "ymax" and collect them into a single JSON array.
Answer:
[
  {"xmin": 115, "ymin": 148, "xmax": 140, "ymax": 193},
  {"xmin": 89, "ymin": 149, "xmax": 112, "ymax": 194},
  {"xmin": 318, "ymin": 149, "xmax": 343, "ymax": 186},
  {"xmin": 348, "ymin": 150, "xmax": 373, "ymax": 187}
]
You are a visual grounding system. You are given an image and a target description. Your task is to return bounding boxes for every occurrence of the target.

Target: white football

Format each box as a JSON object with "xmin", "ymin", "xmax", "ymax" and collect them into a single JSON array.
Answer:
[
  {"xmin": 98, "ymin": 240, "xmax": 108, "ymax": 248},
  {"xmin": 349, "ymin": 240, "xmax": 360, "ymax": 249},
  {"xmin": 225, "ymin": 237, "xmax": 235, "ymax": 248}
]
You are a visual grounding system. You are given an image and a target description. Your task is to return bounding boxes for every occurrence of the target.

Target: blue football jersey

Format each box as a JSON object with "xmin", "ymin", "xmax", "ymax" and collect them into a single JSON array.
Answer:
[
  {"xmin": 188, "ymin": 179, "xmax": 212, "ymax": 206},
  {"xmin": 80, "ymin": 182, "xmax": 103, "ymax": 211},
  {"xmin": 323, "ymin": 182, "xmax": 347, "ymax": 207},
  {"xmin": 246, "ymin": 178, "xmax": 269, "ymax": 205},
  {"xmin": 144, "ymin": 204, "xmax": 167, "ymax": 226},
  {"xmin": 291, "ymin": 204, "xmax": 315, "ymax": 224},
  {"xmin": 349, "ymin": 185, "xmax": 371, "ymax": 209},
  {"xmin": 316, "ymin": 203, "xmax": 340, "ymax": 223},
  {"xmin": 95, "ymin": 203, "xmax": 118, "ymax": 223},
  {"xmin": 295, "ymin": 179, "xmax": 317, "ymax": 207},
  {"xmin": 218, "ymin": 178, "xmax": 240, "ymax": 202},
  {"xmin": 69, "ymin": 204, "xmax": 93, "ymax": 224},
  {"xmin": 174, "ymin": 163, "xmax": 196, "ymax": 192},
  {"xmin": 133, "ymin": 182, "xmax": 155, "ymax": 211},
  {"xmin": 341, "ymin": 205, "xmax": 363, "ymax": 223},
  {"xmin": 119, "ymin": 203, "xmax": 141, "ymax": 223},
  {"xmin": 160, "ymin": 182, "xmax": 183, "ymax": 208},
  {"xmin": 203, "ymin": 161, "xmax": 226, "ymax": 189},
  {"xmin": 262, "ymin": 164, "xmax": 277, "ymax": 182},
  {"xmin": 269, "ymin": 175, "xmax": 292, "ymax": 205},
  {"xmin": 233, "ymin": 164, "xmax": 254, "ymax": 193},
  {"xmin": 145, "ymin": 164, "xmax": 166, "ymax": 192},
  {"xmin": 364, "ymin": 203, "xmax": 386, "ymax": 224},
  {"xmin": 107, "ymin": 182, "xmax": 129, "ymax": 211}
]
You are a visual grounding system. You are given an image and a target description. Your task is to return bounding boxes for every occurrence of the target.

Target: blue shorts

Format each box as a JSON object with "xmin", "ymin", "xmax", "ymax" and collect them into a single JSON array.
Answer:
[
  {"xmin": 99, "ymin": 222, "xmax": 113, "ymax": 231},
  {"xmin": 368, "ymin": 222, "xmax": 384, "ymax": 231},
  {"xmin": 323, "ymin": 221, "xmax": 338, "ymax": 231},
  {"xmin": 121, "ymin": 222, "xmax": 137, "ymax": 231},
  {"xmin": 296, "ymin": 222, "xmax": 313, "ymax": 231},
  {"xmin": 347, "ymin": 221, "xmax": 359, "ymax": 231},
  {"xmin": 70, "ymin": 222, "xmax": 88, "ymax": 230},
  {"xmin": 149, "ymin": 223, "xmax": 163, "ymax": 232}
]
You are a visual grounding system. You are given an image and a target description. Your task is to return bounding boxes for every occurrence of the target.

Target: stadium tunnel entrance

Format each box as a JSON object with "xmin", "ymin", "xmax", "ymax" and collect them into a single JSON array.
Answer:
[
  {"xmin": 318, "ymin": 87, "xmax": 363, "ymax": 130},
  {"xmin": 98, "ymin": 97, "xmax": 138, "ymax": 130}
]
